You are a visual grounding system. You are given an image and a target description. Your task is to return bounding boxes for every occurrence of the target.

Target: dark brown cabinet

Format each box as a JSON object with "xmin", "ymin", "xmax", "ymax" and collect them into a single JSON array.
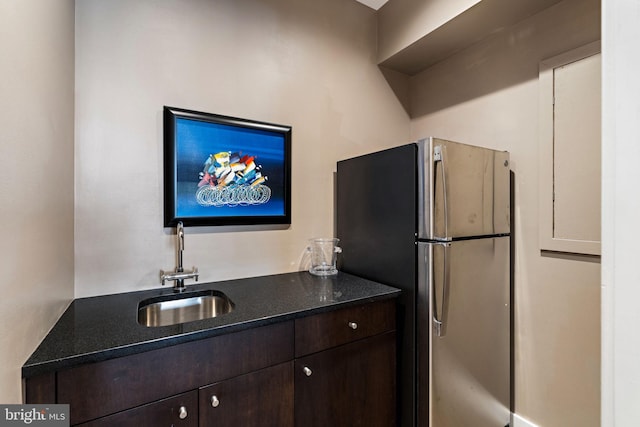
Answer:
[
  {"xmin": 76, "ymin": 391, "xmax": 198, "ymax": 427},
  {"xmin": 294, "ymin": 299, "xmax": 397, "ymax": 427},
  {"xmin": 24, "ymin": 299, "xmax": 396, "ymax": 427},
  {"xmin": 54, "ymin": 321, "xmax": 293, "ymax": 426},
  {"xmin": 295, "ymin": 332, "xmax": 396, "ymax": 426},
  {"xmin": 199, "ymin": 362, "xmax": 293, "ymax": 427}
]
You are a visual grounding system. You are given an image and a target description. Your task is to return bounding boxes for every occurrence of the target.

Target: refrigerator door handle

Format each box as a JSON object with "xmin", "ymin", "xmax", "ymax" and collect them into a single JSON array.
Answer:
[
  {"xmin": 433, "ymin": 145, "xmax": 450, "ymax": 241},
  {"xmin": 433, "ymin": 242, "xmax": 451, "ymax": 337}
]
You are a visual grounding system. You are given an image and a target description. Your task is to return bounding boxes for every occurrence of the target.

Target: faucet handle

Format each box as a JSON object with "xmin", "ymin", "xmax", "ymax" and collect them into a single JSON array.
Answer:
[
  {"xmin": 160, "ymin": 270, "xmax": 168, "ymax": 286},
  {"xmin": 192, "ymin": 266, "xmax": 199, "ymax": 282}
]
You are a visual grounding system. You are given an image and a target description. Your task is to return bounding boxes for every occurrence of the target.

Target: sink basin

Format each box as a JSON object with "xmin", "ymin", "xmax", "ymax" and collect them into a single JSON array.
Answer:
[{"xmin": 138, "ymin": 290, "xmax": 234, "ymax": 327}]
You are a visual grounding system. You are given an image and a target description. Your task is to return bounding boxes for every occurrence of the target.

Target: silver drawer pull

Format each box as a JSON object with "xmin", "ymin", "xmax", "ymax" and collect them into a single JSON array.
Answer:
[
  {"xmin": 178, "ymin": 406, "xmax": 188, "ymax": 420},
  {"xmin": 211, "ymin": 395, "xmax": 220, "ymax": 408},
  {"xmin": 348, "ymin": 321, "xmax": 358, "ymax": 330},
  {"xmin": 303, "ymin": 366, "xmax": 313, "ymax": 377}
]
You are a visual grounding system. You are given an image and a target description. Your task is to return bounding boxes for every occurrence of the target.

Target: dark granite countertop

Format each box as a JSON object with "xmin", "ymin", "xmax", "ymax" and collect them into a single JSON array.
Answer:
[{"xmin": 23, "ymin": 271, "xmax": 400, "ymax": 378}]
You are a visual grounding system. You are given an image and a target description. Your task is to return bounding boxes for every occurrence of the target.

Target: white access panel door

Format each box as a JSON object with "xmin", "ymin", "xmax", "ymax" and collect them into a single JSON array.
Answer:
[
  {"xmin": 539, "ymin": 42, "xmax": 601, "ymax": 255},
  {"xmin": 554, "ymin": 51, "xmax": 601, "ymax": 243}
]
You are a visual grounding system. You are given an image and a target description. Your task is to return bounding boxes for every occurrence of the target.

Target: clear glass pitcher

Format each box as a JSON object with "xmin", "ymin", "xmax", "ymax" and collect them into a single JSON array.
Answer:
[{"xmin": 307, "ymin": 238, "xmax": 342, "ymax": 276}]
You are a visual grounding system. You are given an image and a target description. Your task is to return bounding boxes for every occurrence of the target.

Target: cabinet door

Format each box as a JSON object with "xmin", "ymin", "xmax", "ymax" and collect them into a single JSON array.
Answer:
[
  {"xmin": 295, "ymin": 332, "xmax": 396, "ymax": 427},
  {"xmin": 199, "ymin": 362, "xmax": 293, "ymax": 427},
  {"xmin": 75, "ymin": 390, "xmax": 197, "ymax": 427}
]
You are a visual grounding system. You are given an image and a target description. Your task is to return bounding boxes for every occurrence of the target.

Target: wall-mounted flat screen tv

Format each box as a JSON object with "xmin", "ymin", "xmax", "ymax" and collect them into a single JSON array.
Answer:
[{"xmin": 164, "ymin": 106, "xmax": 291, "ymax": 227}]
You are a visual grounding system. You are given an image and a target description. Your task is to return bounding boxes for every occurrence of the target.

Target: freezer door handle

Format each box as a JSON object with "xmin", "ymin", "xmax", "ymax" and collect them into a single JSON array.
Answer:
[
  {"xmin": 433, "ymin": 242, "xmax": 451, "ymax": 337},
  {"xmin": 433, "ymin": 145, "xmax": 450, "ymax": 241}
]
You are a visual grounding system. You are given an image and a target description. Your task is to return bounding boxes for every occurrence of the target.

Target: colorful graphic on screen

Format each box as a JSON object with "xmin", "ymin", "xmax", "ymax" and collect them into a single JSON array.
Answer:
[
  {"xmin": 195, "ymin": 151, "xmax": 271, "ymax": 207},
  {"xmin": 175, "ymin": 117, "xmax": 286, "ymax": 219}
]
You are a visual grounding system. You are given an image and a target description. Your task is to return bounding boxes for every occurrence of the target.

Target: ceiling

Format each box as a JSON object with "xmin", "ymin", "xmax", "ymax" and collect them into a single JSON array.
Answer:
[{"xmin": 355, "ymin": 0, "xmax": 389, "ymax": 10}]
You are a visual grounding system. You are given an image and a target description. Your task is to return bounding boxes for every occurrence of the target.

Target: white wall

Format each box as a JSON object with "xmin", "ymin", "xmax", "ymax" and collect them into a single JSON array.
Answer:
[
  {"xmin": 74, "ymin": 0, "xmax": 410, "ymax": 297},
  {"xmin": 601, "ymin": 0, "xmax": 640, "ymax": 425},
  {"xmin": 0, "ymin": 0, "xmax": 75, "ymax": 402},
  {"xmin": 408, "ymin": 0, "xmax": 601, "ymax": 425}
]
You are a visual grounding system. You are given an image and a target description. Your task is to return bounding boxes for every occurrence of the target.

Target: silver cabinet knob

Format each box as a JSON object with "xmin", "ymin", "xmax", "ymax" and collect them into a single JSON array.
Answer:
[
  {"xmin": 178, "ymin": 406, "xmax": 188, "ymax": 420},
  {"xmin": 348, "ymin": 321, "xmax": 358, "ymax": 330},
  {"xmin": 211, "ymin": 395, "xmax": 220, "ymax": 408},
  {"xmin": 303, "ymin": 366, "xmax": 313, "ymax": 377}
]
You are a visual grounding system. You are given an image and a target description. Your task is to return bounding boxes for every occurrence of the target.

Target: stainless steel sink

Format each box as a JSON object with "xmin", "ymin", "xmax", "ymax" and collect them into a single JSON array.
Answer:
[{"xmin": 138, "ymin": 290, "xmax": 234, "ymax": 327}]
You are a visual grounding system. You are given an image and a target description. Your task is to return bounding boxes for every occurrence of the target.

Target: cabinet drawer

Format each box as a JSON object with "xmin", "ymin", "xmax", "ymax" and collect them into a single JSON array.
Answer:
[
  {"xmin": 199, "ymin": 362, "xmax": 294, "ymax": 427},
  {"xmin": 75, "ymin": 390, "xmax": 197, "ymax": 427},
  {"xmin": 295, "ymin": 299, "xmax": 395, "ymax": 357},
  {"xmin": 59, "ymin": 321, "xmax": 293, "ymax": 425}
]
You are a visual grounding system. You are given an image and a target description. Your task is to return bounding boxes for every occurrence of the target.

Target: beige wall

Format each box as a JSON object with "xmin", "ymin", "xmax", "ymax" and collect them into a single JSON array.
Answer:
[
  {"xmin": 0, "ymin": 0, "xmax": 75, "ymax": 402},
  {"xmin": 377, "ymin": 0, "xmax": 480, "ymax": 62},
  {"xmin": 74, "ymin": 0, "xmax": 409, "ymax": 297},
  {"xmin": 408, "ymin": 0, "xmax": 601, "ymax": 425},
  {"xmin": 1, "ymin": 1, "xmax": 612, "ymax": 422}
]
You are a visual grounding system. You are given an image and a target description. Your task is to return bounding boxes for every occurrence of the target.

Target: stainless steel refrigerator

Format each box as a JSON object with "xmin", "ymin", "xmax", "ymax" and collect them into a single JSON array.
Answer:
[{"xmin": 336, "ymin": 138, "xmax": 511, "ymax": 427}]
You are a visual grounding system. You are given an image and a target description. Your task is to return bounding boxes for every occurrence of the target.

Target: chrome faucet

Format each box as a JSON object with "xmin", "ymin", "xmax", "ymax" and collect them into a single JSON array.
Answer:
[{"xmin": 161, "ymin": 222, "xmax": 199, "ymax": 292}]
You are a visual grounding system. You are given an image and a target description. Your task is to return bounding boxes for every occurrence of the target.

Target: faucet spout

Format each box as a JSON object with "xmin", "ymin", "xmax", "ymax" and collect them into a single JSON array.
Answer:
[
  {"xmin": 161, "ymin": 221, "xmax": 199, "ymax": 292},
  {"xmin": 177, "ymin": 221, "xmax": 185, "ymax": 273}
]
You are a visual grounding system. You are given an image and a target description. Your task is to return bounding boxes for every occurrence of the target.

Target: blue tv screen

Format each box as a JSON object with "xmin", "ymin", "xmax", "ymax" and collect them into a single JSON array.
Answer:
[{"xmin": 164, "ymin": 106, "xmax": 291, "ymax": 227}]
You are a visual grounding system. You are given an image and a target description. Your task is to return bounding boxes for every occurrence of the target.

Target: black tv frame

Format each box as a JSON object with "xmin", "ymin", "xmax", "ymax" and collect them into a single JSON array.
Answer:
[{"xmin": 163, "ymin": 106, "xmax": 292, "ymax": 227}]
